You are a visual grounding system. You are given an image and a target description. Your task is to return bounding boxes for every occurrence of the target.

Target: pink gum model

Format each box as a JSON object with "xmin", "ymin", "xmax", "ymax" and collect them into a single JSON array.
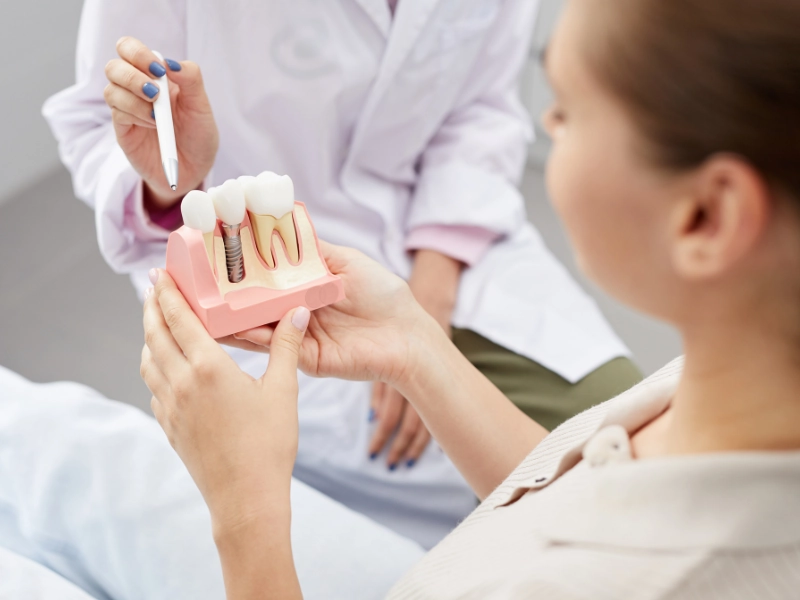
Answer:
[{"xmin": 166, "ymin": 202, "xmax": 344, "ymax": 339}]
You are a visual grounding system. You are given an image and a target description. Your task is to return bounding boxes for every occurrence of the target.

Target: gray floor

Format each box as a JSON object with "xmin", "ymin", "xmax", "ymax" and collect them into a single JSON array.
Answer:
[{"xmin": 0, "ymin": 166, "xmax": 682, "ymax": 413}]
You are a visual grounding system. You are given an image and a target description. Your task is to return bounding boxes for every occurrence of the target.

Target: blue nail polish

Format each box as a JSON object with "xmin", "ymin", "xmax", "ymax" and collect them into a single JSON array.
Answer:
[
  {"xmin": 370, "ymin": 453, "xmax": 378, "ymax": 461},
  {"xmin": 368, "ymin": 408, "xmax": 375, "ymax": 423},
  {"xmin": 165, "ymin": 58, "xmax": 182, "ymax": 71},
  {"xmin": 406, "ymin": 459, "xmax": 416, "ymax": 468},
  {"xmin": 151, "ymin": 109, "xmax": 155, "ymax": 119},
  {"xmin": 142, "ymin": 82, "xmax": 159, "ymax": 98},
  {"xmin": 149, "ymin": 61, "xmax": 166, "ymax": 77},
  {"xmin": 389, "ymin": 463, "xmax": 397, "ymax": 471}
]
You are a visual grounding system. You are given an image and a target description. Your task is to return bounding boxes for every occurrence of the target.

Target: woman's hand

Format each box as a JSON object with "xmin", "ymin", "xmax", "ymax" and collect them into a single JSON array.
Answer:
[
  {"xmin": 367, "ymin": 250, "xmax": 462, "ymax": 469},
  {"xmin": 140, "ymin": 269, "xmax": 308, "ymax": 535},
  {"xmin": 227, "ymin": 242, "xmax": 436, "ymax": 389},
  {"xmin": 142, "ymin": 269, "xmax": 305, "ymax": 598},
  {"xmin": 104, "ymin": 37, "xmax": 219, "ymax": 210}
]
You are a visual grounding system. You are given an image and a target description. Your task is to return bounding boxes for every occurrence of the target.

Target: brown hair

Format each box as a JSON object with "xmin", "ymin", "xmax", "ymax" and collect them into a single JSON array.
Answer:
[{"xmin": 584, "ymin": 0, "xmax": 800, "ymax": 200}]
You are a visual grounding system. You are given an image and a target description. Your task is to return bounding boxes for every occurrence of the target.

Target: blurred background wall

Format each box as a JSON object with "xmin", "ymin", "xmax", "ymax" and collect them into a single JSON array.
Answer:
[
  {"xmin": 0, "ymin": 0, "xmax": 681, "ymax": 410},
  {"xmin": 0, "ymin": 0, "xmax": 85, "ymax": 205}
]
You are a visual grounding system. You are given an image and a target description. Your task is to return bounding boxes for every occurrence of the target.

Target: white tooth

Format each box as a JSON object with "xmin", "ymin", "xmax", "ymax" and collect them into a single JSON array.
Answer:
[
  {"xmin": 181, "ymin": 190, "xmax": 216, "ymax": 233},
  {"xmin": 243, "ymin": 172, "xmax": 297, "ymax": 267},
  {"xmin": 237, "ymin": 175, "xmax": 256, "ymax": 189},
  {"xmin": 244, "ymin": 171, "xmax": 295, "ymax": 218},
  {"xmin": 210, "ymin": 179, "xmax": 246, "ymax": 225},
  {"xmin": 180, "ymin": 190, "xmax": 217, "ymax": 271}
]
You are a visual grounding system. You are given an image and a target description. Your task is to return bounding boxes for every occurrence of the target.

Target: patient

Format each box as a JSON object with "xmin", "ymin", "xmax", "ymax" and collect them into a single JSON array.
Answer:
[{"xmin": 139, "ymin": 0, "xmax": 800, "ymax": 597}]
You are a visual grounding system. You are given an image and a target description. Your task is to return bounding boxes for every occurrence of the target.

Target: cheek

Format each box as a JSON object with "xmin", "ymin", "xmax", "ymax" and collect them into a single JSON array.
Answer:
[
  {"xmin": 545, "ymin": 136, "xmax": 656, "ymax": 298},
  {"xmin": 546, "ymin": 137, "xmax": 622, "ymax": 272}
]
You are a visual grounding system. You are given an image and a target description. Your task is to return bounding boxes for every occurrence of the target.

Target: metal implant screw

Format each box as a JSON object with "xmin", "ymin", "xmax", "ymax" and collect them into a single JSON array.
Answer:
[{"xmin": 220, "ymin": 223, "xmax": 245, "ymax": 283}]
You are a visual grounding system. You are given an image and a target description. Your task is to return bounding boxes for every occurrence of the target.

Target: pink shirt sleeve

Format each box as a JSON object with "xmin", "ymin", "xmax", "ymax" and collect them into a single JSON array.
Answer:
[{"xmin": 405, "ymin": 225, "xmax": 501, "ymax": 266}]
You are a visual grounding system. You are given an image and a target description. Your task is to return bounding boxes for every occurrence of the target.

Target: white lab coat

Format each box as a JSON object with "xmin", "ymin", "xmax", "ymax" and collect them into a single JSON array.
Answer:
[{"xmin": 43, "ymin": 0, "xmax": 630, "ymax": 547}]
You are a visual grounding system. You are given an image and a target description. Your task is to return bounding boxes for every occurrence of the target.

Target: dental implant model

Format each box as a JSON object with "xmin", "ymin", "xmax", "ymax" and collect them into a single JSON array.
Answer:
[
  {"xmin": 165, "ymin": 171, "xmax": 344, "ymax": 338},
  {"xmin": 210, "ymin": 180, "xmax": 247, "ymax": 283},
  {"xmin": 242, "ymin": 172, "xmax": 299, "ymax": 267},
  {"xmin": 180, "ymin": 190, "xmax": 217, "ymax": 270}
]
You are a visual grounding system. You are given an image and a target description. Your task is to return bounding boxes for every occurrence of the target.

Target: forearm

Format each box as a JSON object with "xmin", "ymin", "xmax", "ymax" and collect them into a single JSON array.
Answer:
[
  {"xmin": 396, "ymin": 314, "xmax": 548, "ymax": 499},
  {"xmin": 213, "ymin": 497, "xmax": 302, "ymax": 600},
  {"xmin": 409, "ymin": 249, "xmax": 461, "ymax": 322}
]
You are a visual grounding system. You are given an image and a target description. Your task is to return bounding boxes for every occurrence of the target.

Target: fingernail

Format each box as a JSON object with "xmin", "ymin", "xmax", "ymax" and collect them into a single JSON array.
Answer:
[
  {"xmin": 142, "ymin": 82, "xmax": 159, "ymax": 98},
  {"xmin": 369, "ymin": 452, "xmax": 378, "ymax": 461},
  {"xmin": 149, "ymin": 61, "xmax": 166, "ymax": 77},
  {"xmin": 368, "ymin": 408, "xmax": 375, "ymax": 423},
  {"xmin": 389, "ymin": 463, "xmax": 397, "ymax": 472},
  {"xmin": 406, "ymin": 459, "xmax": 416, "ymax": 468},
  {"xmin": 291, "ymin": 306, "xmax": 310, "ymax": 332},
  {"xmin": 148, "ymin": 268, "xmax": 159, "ymax": 285},
  {"xmin": 144, "ymin": 287, "xmax": 153, "ymax": 300},
  {"xmin": 165, "ymin": 58, "xmax": 182, "ymax": 71},
  {"xmin": 151, "ymin": 109, "xmax": 155, "ymax": 119}
]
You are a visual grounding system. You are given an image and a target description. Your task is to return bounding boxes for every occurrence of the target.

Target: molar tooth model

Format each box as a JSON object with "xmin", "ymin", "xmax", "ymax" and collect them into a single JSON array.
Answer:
[
  {"xmin": 166, "ymin": 172, "xmax": 345, "ymax": 339},
  {"xmin": 243, "ymin": 172, "xmax": 299, "ymax": 266}
]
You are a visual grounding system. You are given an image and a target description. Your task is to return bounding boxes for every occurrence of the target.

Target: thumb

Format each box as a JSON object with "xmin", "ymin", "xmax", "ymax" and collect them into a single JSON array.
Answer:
[
  {"xmin": 165, "ymin": 59, "xmax": 211, "ymax": 104},
  {"xmin": 264, "ymin": 307, "xmax": 310, "ymax": 379}
]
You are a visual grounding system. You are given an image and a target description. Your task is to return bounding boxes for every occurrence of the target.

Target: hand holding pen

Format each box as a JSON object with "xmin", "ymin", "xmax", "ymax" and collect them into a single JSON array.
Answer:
[{"xmin": 103, "ymin": 37, "xmax": 219, "ymax": 211}]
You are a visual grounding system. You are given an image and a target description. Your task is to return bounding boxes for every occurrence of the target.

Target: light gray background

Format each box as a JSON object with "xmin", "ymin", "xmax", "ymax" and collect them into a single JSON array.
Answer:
[{"xmin": 0, "ymin": 0, "xmax": 681, "ymax": 412}]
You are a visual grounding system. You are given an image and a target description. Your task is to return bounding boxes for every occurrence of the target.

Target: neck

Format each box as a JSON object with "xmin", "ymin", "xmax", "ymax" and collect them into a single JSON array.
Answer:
[{"xmin": 657, "ymin": 317, "xmax": 800, "ymax": 455}]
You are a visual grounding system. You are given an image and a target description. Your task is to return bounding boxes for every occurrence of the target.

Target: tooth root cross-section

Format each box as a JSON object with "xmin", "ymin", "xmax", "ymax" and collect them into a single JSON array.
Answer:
[{"xmin": 250, "ymin": 211, "xmax": 300, "ymax": 268}]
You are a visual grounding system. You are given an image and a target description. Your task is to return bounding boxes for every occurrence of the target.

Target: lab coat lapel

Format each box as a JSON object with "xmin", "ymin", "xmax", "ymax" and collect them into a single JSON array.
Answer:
[
  {"xmin": 346, "ymin": 0, "xmax": 444, "ymax": 162},
  {"xmin": 351, "ymin": 0, "xmax": 392, "ymax": 38}
]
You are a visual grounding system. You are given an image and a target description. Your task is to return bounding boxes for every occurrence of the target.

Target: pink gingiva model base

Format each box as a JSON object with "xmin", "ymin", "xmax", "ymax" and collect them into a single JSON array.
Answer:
[{"xmin": 166, "ymin": 202, "xmax": 344, "ymax": 339}]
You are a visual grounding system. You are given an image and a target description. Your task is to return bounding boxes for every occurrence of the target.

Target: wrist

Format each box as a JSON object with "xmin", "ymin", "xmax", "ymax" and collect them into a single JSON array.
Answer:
[
  {"xmin": 211, "ymin": 490, "xmax": 292, "ymax": 547},
  {"xmin": 410, "ymin": 250, "xmax": 461, "ymax": 314},
  {"xmin": 392, "ymin": 305, "xmax": 452, "ymax": 397}
]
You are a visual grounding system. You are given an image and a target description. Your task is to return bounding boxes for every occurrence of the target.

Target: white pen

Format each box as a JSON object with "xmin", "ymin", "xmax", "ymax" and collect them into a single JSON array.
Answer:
[{"xmin": 151, "ymin": 50, "xmax": 178, "ymax": 191}]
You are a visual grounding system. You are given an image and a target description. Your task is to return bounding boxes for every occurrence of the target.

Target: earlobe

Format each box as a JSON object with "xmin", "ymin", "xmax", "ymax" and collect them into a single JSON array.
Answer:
[
  {"xmin": 670, "ymin": 157, "xmax": 770, "ymax": 281},
  {"xmin": 670, "ymin": 196, "xmax": 712, "ymax": 280}
]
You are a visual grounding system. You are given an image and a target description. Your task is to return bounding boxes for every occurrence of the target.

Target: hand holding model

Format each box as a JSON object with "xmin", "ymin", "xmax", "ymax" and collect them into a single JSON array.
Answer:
[
  {"xmin": 368, "ymin": 251, "xmax": 461, "ymax": 469},
  {"xmin": 141, "ymin": 251, "xmax": 448, "ymax": 597},
  {"xmin": 228, "ymin": 242, "xmax": 434, "ymax": 385},
  {"xmin": 103, "ymin": 36, "xmax": 218, "ymax": 210}
]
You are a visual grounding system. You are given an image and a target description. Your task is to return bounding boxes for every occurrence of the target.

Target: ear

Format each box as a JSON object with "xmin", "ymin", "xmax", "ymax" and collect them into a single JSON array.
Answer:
[{"xmin": 670, "ymin": 155, "xmax": 770, "ymax": 281}]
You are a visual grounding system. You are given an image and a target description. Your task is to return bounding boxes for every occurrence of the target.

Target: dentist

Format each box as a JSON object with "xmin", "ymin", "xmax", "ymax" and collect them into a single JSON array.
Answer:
[{"xmin": 43, "ymin": 0, "xmax": 639, "ymax": 547}]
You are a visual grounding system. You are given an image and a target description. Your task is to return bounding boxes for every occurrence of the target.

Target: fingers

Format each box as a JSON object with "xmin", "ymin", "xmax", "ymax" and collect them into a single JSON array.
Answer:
[
  {"xmin": 105, "ymin": 56, "xmax": 161, "ymax": 103},
  {"xmin": 140, "ymin": 344, "xmax": 172, "ymax": 400},
  {"xmin": 152, "ymin": 269, "xmax": 219, "ymax": 363},
  {"xmin": 368, "ymin": 386, "xmax": 404, "ymax": 461},
  {"xmin": 403, "ymin": 418, "xmax": 432, "ymax": 467},
  {"xmin": 232, "ymin": 326, "xmax": 275, "ymax": 349},
  {"xmin": 385, "ymin": 401, "xmax": 426, "ymax": 468},
  {"xmin": 104, "ymin": 83, "xmax": 156, "ymax": 126},
  {"xmin": 317, "ymin": 240, "xmax": 362, "ymax": 273},
  {"xmin": 369, "ymin": 381, "xmax": 385, "ymax": 424},
  {"xmin": 217, "ymin": 334, "xmax": 270, "ymax": 354},
  {"xmin": 161, "ymin": 59, "xmax": 208, "ymax": 102},
  {"xmin": 115, "ymin": 36, "xmax": 166, "ymax": 84},
  {"xmin": 110, "ymin": 107, "xmax": 157, "ymax": 130},
  {"xmin": 143, "ymin": 285, "xmax": 188, "ymax": 378},
  {"xmin": 263, "ymin": 307, "xmax": 310, "ymax": 388}
]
